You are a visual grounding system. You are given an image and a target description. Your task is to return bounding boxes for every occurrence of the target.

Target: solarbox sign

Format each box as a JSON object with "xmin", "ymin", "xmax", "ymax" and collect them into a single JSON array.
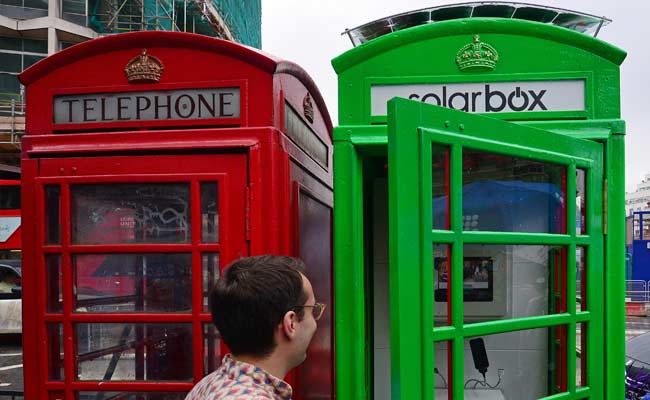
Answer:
[
  {"xmin": 53, "ymin": 87, "xmax": 240, "ymax": 124},
  {"xmin": 370, "ymin": 80, "xmax": 585, "ymax": 116}
]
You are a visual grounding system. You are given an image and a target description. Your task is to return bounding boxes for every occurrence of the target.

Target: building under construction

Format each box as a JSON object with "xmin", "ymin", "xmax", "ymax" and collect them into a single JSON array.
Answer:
[{"xmin": 0, "ymin": 0, "xmax": 261, "ymax": 178}]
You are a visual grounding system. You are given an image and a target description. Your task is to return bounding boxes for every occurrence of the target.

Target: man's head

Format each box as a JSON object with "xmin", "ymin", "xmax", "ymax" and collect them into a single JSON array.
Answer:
[{"xmin": 210, "ymin": 255, "xmax": 319, "ymax": 368}]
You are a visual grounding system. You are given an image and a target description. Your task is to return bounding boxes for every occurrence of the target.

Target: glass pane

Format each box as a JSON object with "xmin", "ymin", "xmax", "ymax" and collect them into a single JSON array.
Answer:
[
  {"xmin": 577, "ymin": 323, "xmax": 586, "ymax": 388},
  {"xmin": 200, "ymin": 183, "xmax": 218, "ymax": 243},
  {"xmin": 0, "ymin": 183, "xmax": 19, "ymax": 209},
  {"xmin": 433, "ymin": 244, "xmax": 451, "ymax": 327},
  {"xmin": 462, "ymin": 327, "xmax": 565, "ymax": 399},
  {"xmin": 202, "ymin": 253, "xmax": 219, "ymax": 312},
  {"xmin": 47, "ymin": 323, "xmax": 64, "ymax": 381},
  {"xmin": 0, "ymin": 73, "xmax": 20, "ymax": 94},
  {"xmin": 71, "ymin": 184, "xmax": 191, "ymax": 244},
  {"xmin": 74, "ymin": 254, "xmax": 191, "ymax": 313},
  {"xmin": 432, "ymin": 145, "xmax": 450, "ymax": 230},
  {"xmin": 61, "ymin": 0, "xmax": 84, "ymax": 13},
  {"xmin": 0, "ymin": 52, "xmax": 21, "ymax": 73},
  {"xmin": 643, "ymin": 214, "xmax": 650, "ymax": 241},
  {"xmin": 433, "ymin": 341, "xmax": 450, "ymax": 399},
  {"xmin": 77, "ymin": 392, "xmax": 187, "ymax": 400},
  {"xmin": 462, "ymin": 150, "xmax": 566, "ymax": 233},
  {"xmin": 23, "ymin": 0, "xmax": 47, "ymax": 9},
  {"xmin": 45, "ymin": 186, "xmax": 61, "ymax": 244},
  {"xmin": 576, "ymin": 247, "xmax": 586, "ymax": 312},
  {"xmin": 576, "ymin": 169, "xmax": 586, "ymax": 235},
  {"xmin": 76, "ymin": 323, "xmax": 193, "ymax": 381},
  {"xmin": 0, "ymin": 37, "xmax": 21, "ymax": 51},
  {"xmin": 436, "ymin": 245, "xmax": 567, "ymax": 324},
  {"xmin": 634, "ymin": 214, "xmax": 641, "ymax": 240},
  {"xmin": 23, "ymin": 54, "xmax": 44, "ymax": 69},
  {"xmin": 22, "ymin": 38, "xmax": 47, "ymax": 53},
  {"xmin": 203, "ymin": 323, "xmax": 221, "ymax": 374},
  {"xmin": 46, "ymin": 255, "xmax": 62, "ymax": 313}
]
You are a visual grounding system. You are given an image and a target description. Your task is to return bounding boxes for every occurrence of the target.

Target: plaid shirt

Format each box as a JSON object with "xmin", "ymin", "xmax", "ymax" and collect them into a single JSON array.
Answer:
[{"xmin": 185, "ymin": 354, "xmax": 293, "ymax": 400}]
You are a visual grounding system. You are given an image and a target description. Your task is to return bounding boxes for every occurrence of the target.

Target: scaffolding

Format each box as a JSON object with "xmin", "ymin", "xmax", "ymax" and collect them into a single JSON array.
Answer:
[{"xmin": 83, "ymin": 0, "xmax": 252, "ymax": 43}]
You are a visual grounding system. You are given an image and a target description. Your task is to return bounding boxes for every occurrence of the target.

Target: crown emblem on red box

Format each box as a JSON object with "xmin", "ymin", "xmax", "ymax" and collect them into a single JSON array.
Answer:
[
  {"xmin": 303, "ymin": 93, "xmax": 314, "ymax": 123},
  {"xmin": 125, "ymin": 49, "xmax": 164, "ymax": 84}
]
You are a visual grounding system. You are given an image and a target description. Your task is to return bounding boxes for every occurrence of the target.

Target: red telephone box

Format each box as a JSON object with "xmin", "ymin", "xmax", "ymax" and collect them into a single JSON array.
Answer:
[{"xmin": 19, "ymin": 31, "xmax": 334, "ymax": 400}]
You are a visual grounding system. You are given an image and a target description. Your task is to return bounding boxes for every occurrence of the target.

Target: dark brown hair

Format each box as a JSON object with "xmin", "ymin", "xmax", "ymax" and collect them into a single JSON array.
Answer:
[{"xmin": 210, "ymin": 255, "xmax": 308, "ymax": 357}]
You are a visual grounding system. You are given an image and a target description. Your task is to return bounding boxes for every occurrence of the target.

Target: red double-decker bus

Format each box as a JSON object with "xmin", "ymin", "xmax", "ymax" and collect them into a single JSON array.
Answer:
[{"xmin": 0, "ymin": 179, "xmax": 21, "ymax": 334}]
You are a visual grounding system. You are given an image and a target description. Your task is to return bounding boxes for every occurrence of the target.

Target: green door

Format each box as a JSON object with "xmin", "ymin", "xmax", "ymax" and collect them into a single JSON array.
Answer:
[{"xmin": 387, "ymin": 98, "xmax": 603, "ymax": 400}]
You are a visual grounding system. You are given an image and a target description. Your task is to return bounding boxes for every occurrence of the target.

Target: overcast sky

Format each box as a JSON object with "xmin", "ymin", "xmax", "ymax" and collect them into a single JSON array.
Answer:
[{"xmin": 261, "ymin": 0, "xmax": 649, "ymax": 192}]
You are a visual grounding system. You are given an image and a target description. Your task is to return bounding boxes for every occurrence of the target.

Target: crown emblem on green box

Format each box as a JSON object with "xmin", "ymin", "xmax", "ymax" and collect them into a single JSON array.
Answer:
[{"xmin": 455, "ymin": 35, "xmax": 499, "ymax": 72}]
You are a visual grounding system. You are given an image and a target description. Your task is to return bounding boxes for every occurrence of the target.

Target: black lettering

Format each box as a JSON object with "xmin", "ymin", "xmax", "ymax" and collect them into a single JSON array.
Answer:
[
  {"xmin": 155, "ymin": 95, "xmax": 172, "ymax": 119},
  {"xmin": 471, "ymin": 91, "xmax": 482, "ymax": 112},
  {"xmin": 198, "ymin": 93, "xmax": 216, "ymax": 117},
  {"xmin": 100, "ymin": 98, "xmax": 113, "ymax": 121},
  {"xmin": 408, "ymin": 93, "xmax": 420, "ymax": 100},
  {"xmin": 219, "ymin": 93, "xmax": 234, "ymax": 117},
  {"xmin": 175, "ymin": 94, "xmax": 195, "ymax": 118},
  {"xmin": 448, "ymin": 92, "xmax": 469, "ymax": 112},
  {"xmin": 61, "ymin": 99, "xmax": 79, "ymax": 123},
  {"xmin": 528, "ymin": 90, "xmax": 547, "ymax": 111},
  {"xmin": 507, "ymin": 87, "xmax": 529, "ymax": 112},
  {"xmin": 421, "ymin": 93, "xmax": 441, "ymax": 106},
  {"xmin": 442, "ymin": 86, "xmax": 447, "ymax": 107},
  {"xmin": 83, "ymin": 98, "xmax": 97, "ymax": 122},
  {"xmin": 117, "ymin": 97, "xmax": 131, "ymax": 120},
  {"xmin": 135, "ymin": 96, "xmax": 151, "ymax": 120},
  {"xmin": 485, "ymin": 84, "xmax": 506, "ymax": 112}
]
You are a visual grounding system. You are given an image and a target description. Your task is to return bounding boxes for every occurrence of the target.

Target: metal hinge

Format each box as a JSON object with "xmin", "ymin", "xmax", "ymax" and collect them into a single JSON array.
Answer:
[
  {"xmin": 603, "ymin": 178, "xmax": 607, "ymax": 235},
  {"xmin": 245, "ymin": 186, "xmax": 251, "ymax": 241}
]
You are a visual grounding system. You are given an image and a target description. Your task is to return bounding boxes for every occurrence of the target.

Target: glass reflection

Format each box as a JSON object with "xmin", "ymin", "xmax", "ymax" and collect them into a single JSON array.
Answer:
[
  {"xmin": 71, "ymin": 184, "xmax": 190, "ymax": 244},
  {"xmin": 202, "ymin": 253, "xmax": 219, "ymax": 312},
  {"xmin": 432, "ymin": 145, "xmax": 450, "ymax": 230},
  {"xmin": 46, "ymin": 254, "xmax": 62, "ymax": 313},
  {"xmin": 74, "ymin": 253, "xmax": 191, "ymax": 313},
  {"xmin": 45, "ymin": 185, "xmax": 61, "ymax": 244},
  {"xmin": 577, "ymin": 323, "xmax": 586, "ymax": 388},
  {"xmin": 47, "ymin": 323, "xmax": 64, "ymax": 381},
  {"xmin": 76, "ymin": 323, "xmax": 193, "ymax": 381},
  {"xmin": 434, "ymin": 341, "xmax": 451, "ymax": 399},
  {"xmin": 201, "ymin": 183, "xmax": 219, "ymax": 243},
  {"xmin": 458, "ymin": 327, "xmax": 565, "ymax": 399},
  {"xmin": 576, "ymin": 169, "xmax": 586, "ymax": 235},
  {"xmin": 204, "ymin": 323, "xmax": 221, "ymax": 374},
  {"xmin": 577, "ymin": 247, "xmax": 586, "ymax": 312},
  {"xmin": 434, "ymin": 245, "xmax": 566, "ymax": 324},
  {"xmin": 433, "ymin": 245, "xmax": 451, "ymax": 327},
  {"xmin": 460, "ymin": 151, "xmax": 566, "ymax": 233}
]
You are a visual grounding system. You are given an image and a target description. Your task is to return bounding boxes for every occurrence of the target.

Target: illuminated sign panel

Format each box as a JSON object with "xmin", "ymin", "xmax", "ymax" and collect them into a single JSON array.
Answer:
[
  {"xmin": 54, "ymin": 88, "xmax": 240, "ymax": 124},
  {"xmin": 370, "ymin": 80, "xmax": 585, "ymax": 116}
]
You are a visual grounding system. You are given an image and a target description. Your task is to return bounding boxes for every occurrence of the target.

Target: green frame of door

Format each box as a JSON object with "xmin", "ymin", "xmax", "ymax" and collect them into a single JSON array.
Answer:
[{"xmin": 388, "ymin": 97, "xmax": 604, "ymax": 399}]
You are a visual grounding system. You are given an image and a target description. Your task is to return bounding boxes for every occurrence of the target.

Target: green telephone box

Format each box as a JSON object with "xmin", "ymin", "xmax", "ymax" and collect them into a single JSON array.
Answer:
[{"xmin": 332, "ymin": 4, "xmax": 626, "ymax": 400}]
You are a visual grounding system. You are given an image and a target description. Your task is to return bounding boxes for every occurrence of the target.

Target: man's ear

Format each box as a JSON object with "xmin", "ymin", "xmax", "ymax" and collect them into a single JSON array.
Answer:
[{"xmin": 281, "ymin": 310, "xmax": 298, "ymax": 339}]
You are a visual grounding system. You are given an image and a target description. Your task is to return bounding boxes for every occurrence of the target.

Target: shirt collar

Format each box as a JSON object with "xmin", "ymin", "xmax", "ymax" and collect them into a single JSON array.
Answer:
[{"xmin": 222, "ymin": 354, "xmax": 293, "ymax": 399}]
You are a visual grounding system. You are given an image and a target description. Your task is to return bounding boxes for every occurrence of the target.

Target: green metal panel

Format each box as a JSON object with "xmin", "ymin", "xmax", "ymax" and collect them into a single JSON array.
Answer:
[
  {"xmin": 333, "ymin": 137, "xmax": 368, "ymax": 400},
  {"xmin": 387, "ymin": 97, "xmax": 605, "ymax": 399}
]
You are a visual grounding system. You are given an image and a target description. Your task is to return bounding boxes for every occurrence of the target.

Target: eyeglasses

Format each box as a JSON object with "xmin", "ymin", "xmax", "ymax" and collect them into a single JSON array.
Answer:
[{"xmin": 293, "ymin": 302, "xmax": 326, "ymax": 321}]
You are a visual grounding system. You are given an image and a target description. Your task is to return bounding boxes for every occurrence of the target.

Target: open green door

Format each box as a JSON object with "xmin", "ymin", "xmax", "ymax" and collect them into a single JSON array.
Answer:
[{"xmin": 387, "ymin": 97, "xmax": 604, "ymax": 400}]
